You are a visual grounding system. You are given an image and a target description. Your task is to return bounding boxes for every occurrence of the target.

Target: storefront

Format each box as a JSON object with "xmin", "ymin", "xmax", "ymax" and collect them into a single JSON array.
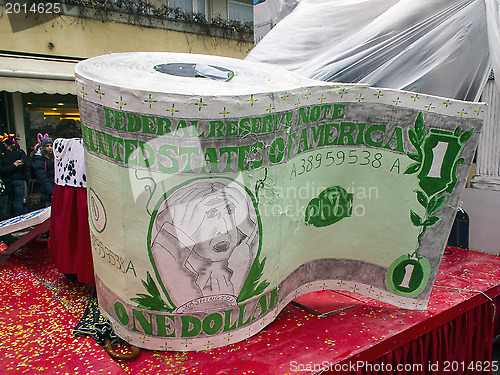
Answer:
[
  {"xmin": 0, "ymin": 54, "xmax": 80, "ymax": 153},
  {"xmin": 22, "ymin": 93, "xmax": 80, "ymax": 154}
]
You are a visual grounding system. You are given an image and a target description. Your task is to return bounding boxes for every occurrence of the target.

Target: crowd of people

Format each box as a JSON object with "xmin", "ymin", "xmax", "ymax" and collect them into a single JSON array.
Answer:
[{"xmin": 0, "ymin": 133, "xmax": 54, "ymax": 222}]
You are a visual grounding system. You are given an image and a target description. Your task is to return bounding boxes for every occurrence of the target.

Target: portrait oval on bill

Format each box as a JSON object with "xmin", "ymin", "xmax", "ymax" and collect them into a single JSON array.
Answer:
[{"xmin": 149, "ymin": 178, "xmax": 260, "ymax": 313}]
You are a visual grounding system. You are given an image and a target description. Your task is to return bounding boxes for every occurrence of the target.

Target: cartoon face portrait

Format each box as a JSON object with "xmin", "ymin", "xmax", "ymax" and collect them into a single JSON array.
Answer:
[
  {"xmin": 150, "ymin": 178, "xmax": 259, "ymax": 313},
  {"xmin": 185, "ymin": 188, "xmax": 241, "ymax": 262}
]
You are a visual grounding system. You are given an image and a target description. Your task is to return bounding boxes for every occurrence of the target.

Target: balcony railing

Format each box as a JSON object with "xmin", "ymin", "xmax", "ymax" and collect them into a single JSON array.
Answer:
[{"xmin": 7, "ymin": 0, "xmax": 253, "ymax": 42}]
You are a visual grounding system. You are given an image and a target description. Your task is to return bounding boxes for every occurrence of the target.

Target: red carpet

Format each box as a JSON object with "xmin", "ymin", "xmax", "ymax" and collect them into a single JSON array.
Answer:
[
  {"xmin": 0, "ymin": 242, "xmax": 124, "ymax": 374},
  {"xmin": 1, "ymin": 243, "xmax": 499, "ymax": 374}
]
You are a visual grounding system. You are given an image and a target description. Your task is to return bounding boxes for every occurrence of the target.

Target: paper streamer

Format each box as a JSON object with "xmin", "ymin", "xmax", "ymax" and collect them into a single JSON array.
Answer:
[
  {"xmin": 0, "ymin": 207, "xmax": 50, "ymax": 237},
  {"xmin": 75, "ymin": 52, "xmax": 484, "ymax": 351}
]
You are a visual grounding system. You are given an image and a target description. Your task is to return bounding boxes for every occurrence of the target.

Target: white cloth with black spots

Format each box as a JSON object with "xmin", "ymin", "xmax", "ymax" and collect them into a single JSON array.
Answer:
[{"xmin": 54, "ymin": 138, "xmax": 87, "ymax": 188}]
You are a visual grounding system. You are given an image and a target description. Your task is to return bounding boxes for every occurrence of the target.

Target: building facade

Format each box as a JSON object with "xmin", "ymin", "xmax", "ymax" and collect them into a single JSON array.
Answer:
[{"xmin": 0, "ymin": 0, "xmax": 254, "ymax": 152}]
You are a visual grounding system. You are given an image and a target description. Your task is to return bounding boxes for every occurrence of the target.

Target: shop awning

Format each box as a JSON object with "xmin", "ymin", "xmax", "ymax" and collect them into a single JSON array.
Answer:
[{"xmin": 0, "ymin": 55, "xmax": 78, "ymax": 95}]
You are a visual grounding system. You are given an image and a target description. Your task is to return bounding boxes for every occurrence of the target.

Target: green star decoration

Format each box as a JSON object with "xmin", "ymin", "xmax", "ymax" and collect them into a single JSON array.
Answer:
[
  {"xmin": 80, "ymin": 85, "xmax": 87, "ymax": 98},
  {"xmin": 424, "ymin": 103, "xmax": 435, "ymax": 111},
  {"xmin": 115, "ymin": 96, "xmax": 127, "ymax": 109},
  {"xmin": 95, "ymin": 85, "xmax": 105, "ymax": 99},
  {"xmin": 143, "ymin": 93, "xmax": 157, "ymax": 109},
  {"xmin": 195, "ymin": 98, "xmax": 207, "ymax": 111},
  {"xmin": 411, "ymin": 94, "xmax": 420, "ymax": 102},
  {"xmin": 248, "ymin": 94, "xmax": 258, "ymax": 106},
  {"xmin": 356, "ymin": 94, "xmax": 364, "ymax": 102},
  {"xmin": 204, "ymin": 341, "xmax": 213, "ymax": 350},
  {"xmin": 219, "ymin": 107, "xmax": 230, "ymax": 117},
  {"xmin": 457, "ymin": 109, "xmax": 468, "ymax": 117},
  {"xmin": 167, "ymin": 104, "xmax": 180, "ymax": 116},
  {"xmin": 475, "ymin": 107, "xmax": 484, "ymax": 116},
  {"xmin": 374, "ymin": 91, "xmax": 383, "ymax": 99},
  {"xmin": 318, "ymin": 94, "xmax": 326, "ymax": 103},
  {"xmin": 392, "ymin": 97, "xmax": 402, "ymax": 105},
  {"xmin": 443, "ymin": 99, "xmax": 452, "ymax": 107},
  {"xmin": 265, "ymin": 104, "xmax": 275, "ymax": 113}
]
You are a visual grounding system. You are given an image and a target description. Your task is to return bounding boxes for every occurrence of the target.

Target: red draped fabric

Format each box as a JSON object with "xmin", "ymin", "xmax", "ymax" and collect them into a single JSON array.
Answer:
[
  {"xmin": 493, "ymin": 295, "xmax": 500, "ymax": 339},
  {"xmin": 49, "ymin": 184, "xmax": 95, "ymax": 284},
  {"xmin": 342, "ymin": 301, "xmax": 494, "ymax": 375}
]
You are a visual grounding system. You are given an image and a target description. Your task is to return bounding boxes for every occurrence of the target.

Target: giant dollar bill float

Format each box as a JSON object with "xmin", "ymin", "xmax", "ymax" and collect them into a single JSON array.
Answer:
[{"xmin": 75, "ymin": 52, "xmax": 484, "ymax": 351}]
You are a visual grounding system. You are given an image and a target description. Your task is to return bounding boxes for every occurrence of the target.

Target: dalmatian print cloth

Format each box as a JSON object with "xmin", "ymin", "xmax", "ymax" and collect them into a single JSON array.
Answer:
[{"xmin": 54, "ymin": 138, "xmax": 87, "ymax": 188}]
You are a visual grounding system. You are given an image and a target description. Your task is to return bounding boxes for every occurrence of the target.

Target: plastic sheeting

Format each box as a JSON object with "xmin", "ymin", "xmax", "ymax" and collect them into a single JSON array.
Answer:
[
  {"xmin": 248, "ymin": 0, "xmax": 500, "ymax": 101},
  {"xmin": 253, "ymin": 0, "xmax": 300, "ymax": 43},
  {"xmin": 487, "ymin": 0, "xmax": 500, "ymax": 86}
]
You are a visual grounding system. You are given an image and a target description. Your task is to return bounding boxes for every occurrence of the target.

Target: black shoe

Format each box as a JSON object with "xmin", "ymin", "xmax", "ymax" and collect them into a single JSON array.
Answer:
[{"xmin": 64, "ymin": 274, "xmax": 78, "ymax": 281}]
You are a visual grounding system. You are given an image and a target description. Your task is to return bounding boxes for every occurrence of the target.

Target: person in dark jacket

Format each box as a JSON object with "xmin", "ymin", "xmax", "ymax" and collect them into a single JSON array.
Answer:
[
  {"xmin": 0, "ymin": 142, "xmax": 18, "ymax": 245},
  {"xmin": 0, "ymin": 142, "xmax": 13, "ymax": 220},
  {"xmin": 0, "ymin": 134, "xmax": 30, "ymax": 217},
  {"xmin": 32, "ymin": 137, "xmax": 55, "ymax": 205}
]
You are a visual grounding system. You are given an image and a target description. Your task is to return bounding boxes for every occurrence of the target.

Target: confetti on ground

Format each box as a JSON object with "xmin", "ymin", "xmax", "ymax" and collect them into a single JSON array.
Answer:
[{"xmin": 0, "ymin": 244, "xmax": 499, "ymax": 374}]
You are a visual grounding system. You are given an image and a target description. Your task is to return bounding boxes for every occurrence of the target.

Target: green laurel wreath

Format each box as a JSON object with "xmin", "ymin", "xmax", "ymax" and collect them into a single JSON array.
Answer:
[{"xmin": 404, "ymin": 112, "xmax": 474, "ymax": 254}]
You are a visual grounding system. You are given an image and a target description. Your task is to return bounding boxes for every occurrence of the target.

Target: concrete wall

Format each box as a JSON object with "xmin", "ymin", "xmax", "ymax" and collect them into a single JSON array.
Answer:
[{"xmin": 462, "ymin": 188, "xmax": 500, "ymax": 256}]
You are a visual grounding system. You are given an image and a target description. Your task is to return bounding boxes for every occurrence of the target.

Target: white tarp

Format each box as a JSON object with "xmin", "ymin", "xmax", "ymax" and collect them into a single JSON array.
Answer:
[{"xmin": 249, "ymin": 0, "xmax": 500, "ymax": 101}]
